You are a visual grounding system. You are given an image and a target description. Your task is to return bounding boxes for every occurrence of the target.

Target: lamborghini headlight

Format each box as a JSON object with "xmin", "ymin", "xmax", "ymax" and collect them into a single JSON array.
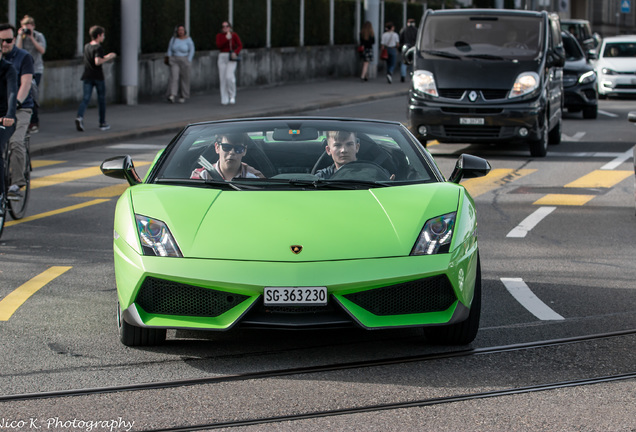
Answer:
[
  {"xmin": 411, "ymin": 212, "xmax": 456, "ymax": 255},
  {"xmin": 509, "ymin": 72, "xmax": 539, "ymax": 98},
  {"xmin": 135, "ymin": 214, "xmax": 182, "ymax": 257},
  {"xmin": 413, "ymin": 70, "xmax": 439, "ymax": 97}
]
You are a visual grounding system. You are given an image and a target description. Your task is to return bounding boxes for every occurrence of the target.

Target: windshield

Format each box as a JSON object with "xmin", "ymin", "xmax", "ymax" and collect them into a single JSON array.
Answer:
[
  {"xmin": 151, "ymin": 119, "xmax": 439, "ymax": 189},
  {"xmin": 601, "ymin": 41, "xmax": 636, "ymax": 58},
  {"xmin": 420, "ymin": 15, "xmax": 543, "ymax": 61}
]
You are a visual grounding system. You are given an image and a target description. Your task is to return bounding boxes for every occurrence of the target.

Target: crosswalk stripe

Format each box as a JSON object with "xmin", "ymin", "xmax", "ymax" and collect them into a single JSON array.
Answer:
[
  {"xmin": 533, "ymin": 194, "xmax": 596, "ymax": 206},
  {"xmin": 4, "ymin": 199, "xmax": 110, "ymax": 227},
  {"xmin": 30, "ymin": 162, "xmax": 151, "ymax": 190},
  {"xmin": 564, "ymin": 170, "xmax": 632, "ymax": 189},
  {"xmin": 71, "ymin": 184, "xmax": 128, "ymax": 198},
  {"xmin": 462, "ymin": 168, "xmax": 536, "ymax": 197},
  {"xmin": 31, "ymin": 160, "xmax": 65, "ymax": 169}
]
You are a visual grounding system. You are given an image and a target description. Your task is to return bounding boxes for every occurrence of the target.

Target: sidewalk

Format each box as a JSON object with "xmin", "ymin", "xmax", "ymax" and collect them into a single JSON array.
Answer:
[{"xmin": 30, "ymin": 77, "xmax": 409, "ymax": 157}]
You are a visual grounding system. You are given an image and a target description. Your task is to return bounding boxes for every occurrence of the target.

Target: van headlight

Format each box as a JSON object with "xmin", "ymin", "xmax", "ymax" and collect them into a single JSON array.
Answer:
[
  {"xmin": 509, "ymin": 72, "xmax": 539, "ymax": 98},
  {"xmin": 413, "ymin": 70, "xmax": 439, "ymax": 97}
]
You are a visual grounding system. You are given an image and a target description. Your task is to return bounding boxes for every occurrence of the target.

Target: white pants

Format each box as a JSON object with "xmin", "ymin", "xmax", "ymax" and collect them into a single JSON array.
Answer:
[{"xmin": 217, "ymin": 52, "xmax": 237, "ymax": 104}]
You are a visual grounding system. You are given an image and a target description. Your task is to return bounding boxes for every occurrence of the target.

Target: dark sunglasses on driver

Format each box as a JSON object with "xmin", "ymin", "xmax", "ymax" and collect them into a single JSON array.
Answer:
[{"xmin": 219, "ymin": 143, "xmax": 246, "ymax": 154}]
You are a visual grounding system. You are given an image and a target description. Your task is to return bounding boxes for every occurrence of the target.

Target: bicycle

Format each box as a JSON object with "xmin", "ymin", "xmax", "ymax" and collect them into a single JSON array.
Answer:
[
  {"xmin": 7, "ymin": 131, "xmax": 31, "ymax": 219},
  {"xmin": 0, "ymin": 129, "xmax": 31, "ymax": 239}
]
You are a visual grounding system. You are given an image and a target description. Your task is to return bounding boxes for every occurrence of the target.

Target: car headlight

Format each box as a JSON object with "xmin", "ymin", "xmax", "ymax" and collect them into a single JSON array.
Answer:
[
  {"xmin": 601, "ymin": 67, "xmax": 616, "ymax": 75},
  {"xmin": 578, "ymin": 70, "xmax": 596, "ymax": 84},
  {"xmin": 508, "ymin": 72, "xmax": 539, "ymax": 98},
  {"xmin": 135, "ymin": 214, "xmax": 182, "ymax": 257},
  {"xmin": 411, "ymin": 212, "xmax": 456, "ymax": 255},
  {"xmin": 413, "ymin": 70, "xmax": 438, "ymax": 97}
]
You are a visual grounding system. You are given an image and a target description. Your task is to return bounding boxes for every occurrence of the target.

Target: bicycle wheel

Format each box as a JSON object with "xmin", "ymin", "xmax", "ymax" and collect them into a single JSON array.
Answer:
[
  {"xmin": 0, "ymin": 162, "xmax": 7, "ymax": 239},
  {"xmin": 8, "ymin": 139, "xmax": 30, "ymax": 220}
]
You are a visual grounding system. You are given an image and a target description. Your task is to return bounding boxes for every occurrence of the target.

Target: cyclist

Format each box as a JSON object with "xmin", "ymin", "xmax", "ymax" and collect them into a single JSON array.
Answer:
[{"xmin": 0, "ymin": 46, "xmax": 17, "ymax": 214}]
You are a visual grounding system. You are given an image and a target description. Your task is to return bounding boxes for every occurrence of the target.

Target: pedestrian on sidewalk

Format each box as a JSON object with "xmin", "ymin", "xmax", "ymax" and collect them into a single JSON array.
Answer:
[
  {"xmin": 380, "ymin": 22, "xmax": 399, "ymax": 84},
  {"xmin": 75, "ymin": 25, "xmax": 116, "ymax": 132},
  {"xmin": 359, "ymin": 21, "xmax": 375, "ymax": 82},
  {"xmin": 16, "ymin": 15, "xmax": 45, "ymax": 134},
  {"xmin": 216, "ymin": 21, "xmax": 242, "ymax": 105},
  {"xmin": 165, "ymin": 25, "xmax": 195, "ymax": 104},
  {"xmin": 398, "ymin": 18, "xmax": 417, "ymax": 83},
  {"xmin": 0, "ymin": 23, "xmax": 34, "ymax": 198}
]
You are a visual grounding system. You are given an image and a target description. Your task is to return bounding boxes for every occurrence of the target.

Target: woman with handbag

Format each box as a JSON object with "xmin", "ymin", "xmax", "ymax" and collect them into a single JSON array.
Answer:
[
  {"xmin": 216, "ymin": 21, "xmax": 243, "ymax": 105},
  {"xmin": 359, "ymin": 21, "xmax": 375, "ymax": 82},
  {"xmin": 165, "ymin": 25, "xmax": 195, "ymax": 103},
  {"xmin": 380, "ymin": 22, "xmax": 399, "ymax": 84}
]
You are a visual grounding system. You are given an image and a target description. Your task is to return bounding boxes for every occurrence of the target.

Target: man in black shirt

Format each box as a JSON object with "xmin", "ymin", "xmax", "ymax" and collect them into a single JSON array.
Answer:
[
  {"xmin": 75, "ymin": 25, "xmax": 116, "ymax": 132},
  {"xmin": 399, "ymin": 18, "xmax": 418, "ymax": 83},
  {"xmin": 0, "ymin": 49, "xmax": 17, "ymax": 213}
]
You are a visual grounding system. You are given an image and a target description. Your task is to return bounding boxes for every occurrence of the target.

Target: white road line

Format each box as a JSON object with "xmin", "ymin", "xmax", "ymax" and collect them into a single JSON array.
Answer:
[
  {"xmin": 501, "ymin": 278, "xmax": 564, "ymax": 321},
  {"xmin": 601, "ymin": 148, "xmax": 634, "ymax": 170},
  {"xmin": 108, "ymin": 144, "xmax": 165, "ymax": 150},
  {"xmin": 598, "ymin": 110, "xmax": 619, "ymax": 118},
  {"xmin": 506, "ymin": 206, "xmax": 556, "ymax": 238},
  {"xmin": 561, "ymin": 131, "xmax": 586, "ymax": 141}
]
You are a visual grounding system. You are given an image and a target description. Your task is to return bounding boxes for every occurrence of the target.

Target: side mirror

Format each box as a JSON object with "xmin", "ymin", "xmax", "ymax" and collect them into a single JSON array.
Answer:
[
  {"xmin": 402, "ymin": 46, "xmax": 415, "ymax": 66},
  {"xmin": 100, "ymin": 155, "xmax": 142, "ymax": 186},
  {"xmin": 628, "ymin": 112, "xmax": 636, "ymax": 123},
  {"xmin": 548, "ymin": 46, "xmax": 566, "ymax": 67},
  {"xmin": 449, "ymin": 154, "xmax": 491, "ymax": 184}
]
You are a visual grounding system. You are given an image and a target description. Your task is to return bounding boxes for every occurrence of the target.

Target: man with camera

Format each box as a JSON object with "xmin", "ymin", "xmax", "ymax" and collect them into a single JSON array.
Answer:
[{"xmin": 16, "ymin": 15, "xmax": 45, "ymax": 134}]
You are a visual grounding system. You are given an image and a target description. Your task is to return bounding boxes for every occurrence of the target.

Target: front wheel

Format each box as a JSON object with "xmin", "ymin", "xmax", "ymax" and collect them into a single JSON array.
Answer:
[
  {"xmin": 423, "ymin": 257, "xmax": 481, "ymax": 345},
  {"xmin": 529, "ymin": 112, "xmax": 549, "ymax": 157},
  {"xmin": 582, "ymin": 105, "xmax": 598, "ymax": 119},
  {"xmin": 118, "ymin": 303, "xmax": 166, "ymax": 347},
  {"xmin": 9, "ymin": 146, "xmax": 30, "ymax": 220}
]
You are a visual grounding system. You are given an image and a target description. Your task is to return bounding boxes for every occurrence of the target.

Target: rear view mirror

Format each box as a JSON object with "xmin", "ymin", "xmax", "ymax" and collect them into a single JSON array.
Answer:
[
  {"xmin": 101, "ymin": 155, "xmax": 142, "ymax": 186},
  {"xmin": 449, "ymin": 154, "xmax": 491, "ymax": 184}
]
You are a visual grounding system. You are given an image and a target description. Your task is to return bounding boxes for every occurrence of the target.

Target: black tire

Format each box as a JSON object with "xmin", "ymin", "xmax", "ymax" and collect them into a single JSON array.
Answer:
[
  {"xmin": 529, "ymin": 112, "xmax": 549, "ymax": 157},
  {"xmin": 548, "ymin": 117, "xmax": 562, "ymax": 145},
  {"xmin": 9, "ymin": 147, "xmax": 30, "ymax": 220},
  {"xmin": 0, "ymin": 191, "xmax": 6, "ymax": 240},
  {"xmin": 118, "ymin": 303, "xmax": 166, "ymax": 347},
  {"xmin": 582, "ymin": 105, "xmax": 598, "ymax": 119},
  {"xmin": 423, "ymin": 257, "xmax": 482, "ymax": 345}
]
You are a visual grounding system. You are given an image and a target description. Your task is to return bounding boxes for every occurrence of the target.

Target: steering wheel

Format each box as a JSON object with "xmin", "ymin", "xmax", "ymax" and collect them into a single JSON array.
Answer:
[{"xmin": 328, "ymin": 161, "xmax": 391, "ymax": 182}]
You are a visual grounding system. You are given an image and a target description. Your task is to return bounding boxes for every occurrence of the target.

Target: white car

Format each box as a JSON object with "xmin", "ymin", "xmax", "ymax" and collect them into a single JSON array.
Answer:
[{"xmin": 593, "ymin": 35, "xmax": 636, "ymax": 98}]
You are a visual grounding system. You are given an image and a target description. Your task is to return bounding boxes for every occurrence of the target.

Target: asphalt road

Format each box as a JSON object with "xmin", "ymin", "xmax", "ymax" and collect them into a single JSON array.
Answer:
[{"xmin": 0, "ymin": 96, "xmax": 634, "ymax": 431}]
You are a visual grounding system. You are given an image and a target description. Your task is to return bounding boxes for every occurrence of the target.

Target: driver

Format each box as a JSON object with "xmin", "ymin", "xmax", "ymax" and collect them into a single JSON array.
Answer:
[
  {"xmin": 315, "ymin": 130, "xmax": 359, "ymax": 179},
  {"xmin": 191, "ymin": 133, "xmax": 264, "ymax": 180}
]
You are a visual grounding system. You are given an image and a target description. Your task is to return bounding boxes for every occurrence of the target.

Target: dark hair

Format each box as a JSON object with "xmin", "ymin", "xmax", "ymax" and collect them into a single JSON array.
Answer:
[
  {"xmin": 89, "ymin": 25, "xmax": 105, "ymax": 40},
  {"xmin": 174, "ymin": 25, "xmax": 186, "ymax": 36},
  {"xmin": 0, "ymin": 23, "xmax": 16, "ymax": 35}
]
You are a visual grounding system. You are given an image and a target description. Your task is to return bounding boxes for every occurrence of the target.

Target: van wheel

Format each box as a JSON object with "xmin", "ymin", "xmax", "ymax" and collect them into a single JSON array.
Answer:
[
  {"xmin": 548, "ymin": 118, "xmax": 561, "ymax": 145},
  {"xmin": 529, "ymin": 112, "xmax": 548, "ymax": 157},
  {"xmin": 582, "ymin": 106, "xmax": 597, "ymax": 119}
]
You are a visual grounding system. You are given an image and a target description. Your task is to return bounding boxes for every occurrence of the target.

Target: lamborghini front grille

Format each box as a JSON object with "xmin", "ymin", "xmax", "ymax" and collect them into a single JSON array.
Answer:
[
  {"xmin": 343, "ymin": 275, "xmax": 456, "ymax": 316},
  {"xmin": 136, "ymin": 277, "xmax": 250, "ymax": 317}
]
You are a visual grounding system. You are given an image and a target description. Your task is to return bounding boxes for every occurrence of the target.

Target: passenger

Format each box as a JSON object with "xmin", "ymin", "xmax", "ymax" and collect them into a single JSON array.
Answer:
[
  {"xmin": 191, "ymin": 133, "xmax": 263, "ymax": 180},
  {"xmin": 315, "ymin": 130, "xmax": 360, "ymax": 179}
]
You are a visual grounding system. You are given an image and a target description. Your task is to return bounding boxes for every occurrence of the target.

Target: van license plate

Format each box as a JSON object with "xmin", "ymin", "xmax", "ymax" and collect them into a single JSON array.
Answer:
[
  {"xmin": 460, "ymin": 117, "xmax": 485, "ymax": 125},
  {"xmin": 264, "ymin": 287, "xmax": 328, "ymax": 306}
]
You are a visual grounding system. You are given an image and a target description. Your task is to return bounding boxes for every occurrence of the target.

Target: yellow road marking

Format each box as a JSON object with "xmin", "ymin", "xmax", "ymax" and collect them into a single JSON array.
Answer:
[
  {"xmin": 30, "ymin": 162, "xmax": 150, "ymax": 190},
  {"xmin": 534, "ymin": 194, "xmax": 596, "ymax": 206},
  {"xmin": 31, "ymin": 160, "xmax": 65, "ymax": 169},
  {"xmin": 462, "ymin": 168, "xmax": 536, "ymax": 198},
  {"xmin": 0, "ymin": 266, "xmax": 72, "ymax": 321},
  {"xmin": 564, "ymin": 170, "xmax": 632, "ymax": 189},
  {"xmin": 4, "ymin": 199, "xmax": 110, "ymax": 227},
  {"xmin": 71, "ymin": 184, "xmax": 128, "ymax": 198}
]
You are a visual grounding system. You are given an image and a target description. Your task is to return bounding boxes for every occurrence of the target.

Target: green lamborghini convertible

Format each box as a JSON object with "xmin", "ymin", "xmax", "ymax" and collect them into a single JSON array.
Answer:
[{"xmin": 100, "ymin": 117, "xmax": 491, "ymax": 346}]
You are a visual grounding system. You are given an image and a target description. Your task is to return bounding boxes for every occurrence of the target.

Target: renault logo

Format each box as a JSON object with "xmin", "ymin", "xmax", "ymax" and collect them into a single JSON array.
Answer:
[
  {"xmin": 290, "ymin": 245, "xmax": 303, "ymax": 254},
  {"xmin": 468, "ymin": 90, "xmax": 478, "ymax": 102}
]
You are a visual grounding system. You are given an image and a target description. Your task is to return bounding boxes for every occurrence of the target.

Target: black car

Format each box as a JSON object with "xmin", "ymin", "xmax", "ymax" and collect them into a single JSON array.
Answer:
[
  {"xmin": 562, "ymin": 31, "xmax": 598, "ymax": 119},
  {"xmin": 406, "ymin": 9, "xmax": 565, "ymax": 157}
]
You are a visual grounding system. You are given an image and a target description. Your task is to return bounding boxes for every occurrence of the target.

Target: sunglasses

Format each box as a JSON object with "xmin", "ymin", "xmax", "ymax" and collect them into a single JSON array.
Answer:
[
  {"xmin": 1, "ymin": 38, "xmax": 14, "ymax": 44},
  {"xmin": 220, "ymin": 143, "xmax": 245, "ymax": 154}
]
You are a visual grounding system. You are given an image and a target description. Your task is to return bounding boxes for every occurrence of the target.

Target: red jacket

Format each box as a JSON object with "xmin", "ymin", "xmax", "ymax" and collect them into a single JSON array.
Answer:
[{"xmin": 216, "ymin": 32, "xmax": 242, "ymax": 54}]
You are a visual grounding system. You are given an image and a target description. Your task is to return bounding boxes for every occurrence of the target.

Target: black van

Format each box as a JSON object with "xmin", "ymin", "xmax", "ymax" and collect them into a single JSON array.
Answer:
[{"xmin": 406, "ymin": 9, "xmax": 565, "ymax": 157}]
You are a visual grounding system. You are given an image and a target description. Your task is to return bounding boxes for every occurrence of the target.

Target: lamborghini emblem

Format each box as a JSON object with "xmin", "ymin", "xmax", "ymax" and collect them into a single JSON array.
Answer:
[{"xmin": 290, "ymin": 245, "xmax": 303, "ymax": 254}]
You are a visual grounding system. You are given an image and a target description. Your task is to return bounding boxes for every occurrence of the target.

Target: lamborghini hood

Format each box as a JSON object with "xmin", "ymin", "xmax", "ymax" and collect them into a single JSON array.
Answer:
[{"xmin": 128, "ymin": 183, "xmax": 461, "ymax": 261}]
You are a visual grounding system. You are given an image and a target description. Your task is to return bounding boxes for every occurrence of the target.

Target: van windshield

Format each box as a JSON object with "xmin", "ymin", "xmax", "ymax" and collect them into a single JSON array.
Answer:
[{"xmin": 420, "ymin": 15, "xmax": 543, "ymax": 61}]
